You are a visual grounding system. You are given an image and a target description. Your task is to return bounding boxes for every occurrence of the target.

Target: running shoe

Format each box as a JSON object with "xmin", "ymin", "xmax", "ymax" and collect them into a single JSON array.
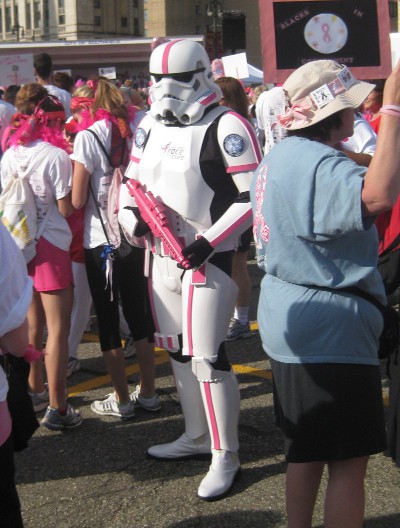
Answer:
[
  {"xmin": 30, "ymin": 385, "xmax": 50, "ymax": 413},
  {"xmin": 130, "ymin": 385, "xmax": 161, "ymax": 412},
  {"xmin": 67, "ymin": 357, "xmax": 81, "ymax": 378},
  {"xmin": 225, "ymin": 318, "xmax": 252, "ymax": 341},
  {"xmin": 41, "ymin": 404, "xmax": 83, "ymax": 431},
  {"xmin": 91, "ymin": 392, "xmax": 135, "ymax": 420}
]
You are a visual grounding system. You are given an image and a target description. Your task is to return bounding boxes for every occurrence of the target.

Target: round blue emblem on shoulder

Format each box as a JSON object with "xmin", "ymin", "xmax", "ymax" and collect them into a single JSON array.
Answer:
[
  {"xmin": 223, "ymin": 134, "xmax": 245, "ymax": 157},
  {"xmin": 135, "ymin": 128, "xmax": 147, "ymax": 149}
]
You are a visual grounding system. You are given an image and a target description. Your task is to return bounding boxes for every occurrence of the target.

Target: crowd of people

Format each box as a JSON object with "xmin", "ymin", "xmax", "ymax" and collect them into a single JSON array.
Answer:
[{"xmin": 0, "ymin": 42, "xmax": 399, "ymax": 527}]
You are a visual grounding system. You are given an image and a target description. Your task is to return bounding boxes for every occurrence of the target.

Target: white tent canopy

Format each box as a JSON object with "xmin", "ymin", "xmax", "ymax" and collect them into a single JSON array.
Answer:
[{"xmin": 242, "ymin": 63, "xmax": 264, "ymax": 85}]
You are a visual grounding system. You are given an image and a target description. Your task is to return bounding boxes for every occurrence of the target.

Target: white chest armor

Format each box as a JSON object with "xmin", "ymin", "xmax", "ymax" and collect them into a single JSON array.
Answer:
[{"xmin": 137, "ymin": 106, "xmax": 226, "ymax": 240}]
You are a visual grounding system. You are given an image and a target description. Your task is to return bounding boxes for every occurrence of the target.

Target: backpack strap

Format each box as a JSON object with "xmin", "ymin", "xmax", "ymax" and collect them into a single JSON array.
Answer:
[
  {"xmin": 87, "ymin": 129, "xmax": 115, "ymax": 168},
  {"xmin": 85, "ymin": 129, "xmax": 119, "ymax": 254},
  {"xmin": 87, "ymin": 128, "xmax": 127, "ymax": 169}
]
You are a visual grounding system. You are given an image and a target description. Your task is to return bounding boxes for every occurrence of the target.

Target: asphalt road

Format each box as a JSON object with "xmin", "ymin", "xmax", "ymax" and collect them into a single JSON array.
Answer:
[{"xmin": 15, "ymin": 259, "xmax": 400, "ymax": 528}]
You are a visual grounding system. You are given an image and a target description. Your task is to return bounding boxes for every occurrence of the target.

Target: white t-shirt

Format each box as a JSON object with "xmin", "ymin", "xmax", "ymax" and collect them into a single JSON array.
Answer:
[
  {"xmin": 71, "ymin": 119, "xmax": 114, "ymax": 249},
  {"xmin": 45, "ymin": 84, "xmax": 72, "ymax": 118},
  {"xmin": 0, "ymin": 140, "xmax": 73, "ymax": 251},
  {"xmin": 0, "ymin": 221, "xmax": 33, "ymax": 401},
  {"xmin": 0, "ymin": 100, "xmax": 15, "ymax": 149},
  {"xmin": 341, "ymin": 114, "xmax": 377, "ymax": 156}
]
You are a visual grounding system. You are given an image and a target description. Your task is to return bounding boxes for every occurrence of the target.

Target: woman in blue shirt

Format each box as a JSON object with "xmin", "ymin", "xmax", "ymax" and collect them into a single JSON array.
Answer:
[{"xmin": 251, "ymin": 59, "xmax": 400, "ymax": 528}]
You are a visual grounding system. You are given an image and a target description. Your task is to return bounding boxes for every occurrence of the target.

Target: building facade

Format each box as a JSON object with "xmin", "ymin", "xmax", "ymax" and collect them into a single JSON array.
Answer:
[{"xmin": 0, "ymin": 0, "xmax": 143, "ymax": 43}]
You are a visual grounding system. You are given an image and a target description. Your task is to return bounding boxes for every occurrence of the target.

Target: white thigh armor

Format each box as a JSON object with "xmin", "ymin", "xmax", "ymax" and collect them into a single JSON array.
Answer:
[{"xmin": 148, "ymin": 253, "xmax": 238, "ymax": 359}]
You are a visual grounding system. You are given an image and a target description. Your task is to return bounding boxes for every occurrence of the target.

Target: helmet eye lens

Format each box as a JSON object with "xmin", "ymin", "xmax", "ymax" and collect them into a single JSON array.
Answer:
[
  {"xmin": 151, "ymin": 68, "xmax": 205, "ymax": 85},
  {"xmin": 171, "ymin": 72, "xmax": 194, "ymax": 83}
]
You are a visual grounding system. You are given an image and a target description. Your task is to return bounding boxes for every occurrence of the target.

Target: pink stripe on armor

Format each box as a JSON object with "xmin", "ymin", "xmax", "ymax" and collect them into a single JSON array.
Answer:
[
  {"xmin": 200, "ymin": 93, "xmax": 217, "ymax": 106},
  {"xmin": 226, "ymin": 163, "xmax": 259, "ymax": 174},
  {"xmin": 210, "ymin": 209, "xmax": 252, "ymax": 248},
  {"xmin": 162, "ymin": 40, "xmax": 182, "ymax": 74},
  {"xmin": 187, "ymin": 284, "xmax": 194, "ymax": 356},
  {"xmin": 204, "ymin": 382, "xmax": 221, "ymax": 450},
  {"xmin": 167, "ymin": 336, "xmax": 174, "ymax": 349},
  {"xmin": 130, "ymin": 155, "xmax": 140, "ymax": 164}
]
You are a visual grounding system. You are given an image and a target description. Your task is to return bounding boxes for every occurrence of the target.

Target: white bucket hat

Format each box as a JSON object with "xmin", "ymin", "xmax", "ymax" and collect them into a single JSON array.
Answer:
[{"xmin": 278, "ymin": 60, "xmax": 375, "ymax": 130}]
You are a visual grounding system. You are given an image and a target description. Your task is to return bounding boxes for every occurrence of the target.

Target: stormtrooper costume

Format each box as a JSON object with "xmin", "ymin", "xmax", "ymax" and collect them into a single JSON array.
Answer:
[{"xmin": 120, "ymin": 39, "xmax": 262, "ymax": 500}]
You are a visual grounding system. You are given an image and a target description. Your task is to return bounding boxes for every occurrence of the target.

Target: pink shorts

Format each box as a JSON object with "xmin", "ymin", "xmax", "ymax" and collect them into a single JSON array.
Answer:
[{"xmin": 27, "ymin": 237, "xmax": 73, "ymax": 292}]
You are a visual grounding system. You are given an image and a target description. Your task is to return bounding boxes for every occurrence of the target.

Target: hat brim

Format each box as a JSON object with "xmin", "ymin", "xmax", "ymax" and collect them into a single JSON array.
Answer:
[{"xmin": 284, "ymin": 80, "xmax": 375, "ymax": 130}]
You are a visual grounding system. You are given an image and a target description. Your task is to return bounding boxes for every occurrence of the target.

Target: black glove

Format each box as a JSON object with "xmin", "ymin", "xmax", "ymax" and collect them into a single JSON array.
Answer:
[
  {"xmin": 180, "ymin": 236, "xmax": 214, "ymax": 269},
  {"xmin": 123, "ymin": 206, "xmax": 151, "ymax": 236}
]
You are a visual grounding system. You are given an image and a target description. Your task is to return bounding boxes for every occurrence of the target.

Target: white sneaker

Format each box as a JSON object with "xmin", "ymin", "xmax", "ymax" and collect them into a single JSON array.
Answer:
[
  {"xmin": 147, "ymin": 432, "xmax": 211, "ymax": 461},
  {"xmin": 197, "ymin": 449, "xmax": 240, "ymax": 501},
  {"xmin": 91, "ymin": 392, "xmax": 135, "ymax": 420},
  {"xmin": 130, "ymin": 385, "xmax": 161, "ymax": 412}
]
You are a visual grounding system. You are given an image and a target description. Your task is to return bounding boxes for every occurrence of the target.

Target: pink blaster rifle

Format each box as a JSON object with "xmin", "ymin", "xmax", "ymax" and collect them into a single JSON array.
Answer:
[{"xmin": 126, "ymin": 179, "xmax": 191, "ymax": 270}]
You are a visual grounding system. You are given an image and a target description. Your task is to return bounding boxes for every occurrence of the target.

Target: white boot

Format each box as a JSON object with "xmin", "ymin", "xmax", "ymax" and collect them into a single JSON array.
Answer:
[
  {"xmin": 147, "ymin": 359, "xmax": 210, "ymax": 460},
  {"xmin": 147, "ymin": 431, "xmax": 211, "ymax": 461},
  {"xmin": 197, "ymin": 449, "xmax": 240, "ymax": 501}
]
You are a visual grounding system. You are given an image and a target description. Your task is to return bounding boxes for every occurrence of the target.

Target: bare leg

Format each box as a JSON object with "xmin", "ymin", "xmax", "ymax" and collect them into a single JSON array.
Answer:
[
  {"xmin": 27, "ymin": 290, "xmax": 46, "ymax": 394},
  {"xmin": 135, "ymin": 338, "xmax": 155, "ymax": 397},
  {"xmin": 286, "ymin": 461, "xmax": 325, "ymax": 528},
  {"xmin": 324, "ymin": 456, "xmax": 368, "ymax": 528},
  {"xmin": 41, "ymin": 287, "xmax": 73, "ymax": 410},
  {"xmin": 103, "ymin": 348, "xmax": 130, "ymax": 403},
  {"xmin": 231, "ymin": 251, "xmax": 251, "ymax": 310}
]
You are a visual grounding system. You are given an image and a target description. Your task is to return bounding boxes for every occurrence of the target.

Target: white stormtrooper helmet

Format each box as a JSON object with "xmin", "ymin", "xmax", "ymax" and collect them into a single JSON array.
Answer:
[{"xmin": 149, "ymin": 39, "xmax": 222, "ymax": 125}]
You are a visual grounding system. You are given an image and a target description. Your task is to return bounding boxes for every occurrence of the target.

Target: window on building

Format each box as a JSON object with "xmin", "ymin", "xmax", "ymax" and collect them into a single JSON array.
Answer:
[
  {"xmin": 94, "ymin": 0, "xmax": 101, "ymax": 8},
  {"xmin": 58, "ymin": 0, "xmax": 65, "ymax": 25},
  {"xmin": 5, "ymin": 7, "xmax": 11, "ymax": 32},
  {"xmin": 389, "ymin": 0, "xmax": 398, "ymax": 18},
  {"xmin": 0, "ymin": 9, "xmax": 2, "ymax": 33},
  {"xmin": 133, "ymin": 17, "xmax": 140, "ymax": 35},
  {"xmin": 144, "ymin": 9, "xmax": 148, "ymax": 21},
  {"xmin": 133, "ymin": 0, "xmax": 139, "ymax": 7},
  {"xmin": 26, "ymin": 2, "xmax": 32, "ymax": 30},
  {"xmin": 195, "ymin": 25, "xmax": 201, "ymax": 34},
  {"xmin": 121, "ymin": 17, "xmax": 128, "ymax": 27},
  {"xmin": 43, "ymin": 0, "xmax": 49, "ymax": 27},
  {"xmin": 94, "ymin": 16, "xmax": 101, "ymax": 26},
  {"xmin": 195, "ymin": 5, "xmax": 201, "ymax": 16},
  {"xmin": 34, "ymin": 1, "xmax": 41, "ymax": 27}
]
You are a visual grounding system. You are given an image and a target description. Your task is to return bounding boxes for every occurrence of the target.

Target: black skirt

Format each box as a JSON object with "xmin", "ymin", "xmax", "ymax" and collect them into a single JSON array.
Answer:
[{"xmin": 270, "ymin": 358, "xmax": 387, "ymax": 463}]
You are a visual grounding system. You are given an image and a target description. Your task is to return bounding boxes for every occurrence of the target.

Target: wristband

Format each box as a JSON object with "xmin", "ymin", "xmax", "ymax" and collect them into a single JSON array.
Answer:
[
  {"xmin": 380, "ymin": 105, "xmax": 400, "ymax": 119},
  {"xmin": 24, "ymin": 344, "xmax": 43, "ymax": 363}
]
